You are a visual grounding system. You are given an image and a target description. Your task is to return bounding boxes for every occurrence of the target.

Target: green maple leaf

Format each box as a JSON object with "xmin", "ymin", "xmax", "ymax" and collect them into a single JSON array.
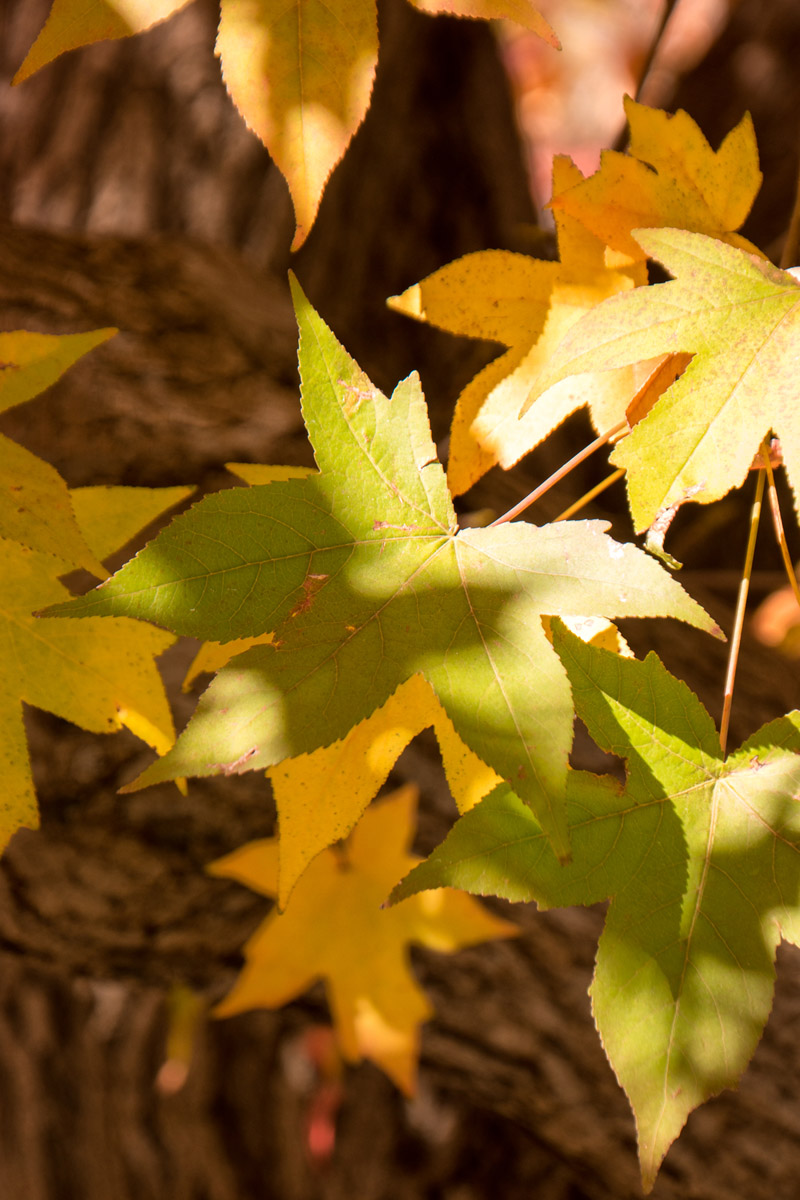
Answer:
[
  {"xmin": 530, "ymin": 228, "xmax": 800, "ymax": 530},
  {"xmin": 392, "ymin": 621, "xmax": 800, "ymax": 1189},
  {"xmin": 51, "ymin": 279, "xmax": 715, "ymax": 857}
]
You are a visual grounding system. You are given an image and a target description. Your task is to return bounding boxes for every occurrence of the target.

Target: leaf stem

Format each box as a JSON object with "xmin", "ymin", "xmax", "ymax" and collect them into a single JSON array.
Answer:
[
  {"xmin": 491, "ymin": 421, "xmax": 627, "ymax": 527},
  {"xmin": 719, "ymin": 464, "xmax": 766, "ymax": 756},
  {"xmin": 555, "ymin": 468, "xmax": 626, "ymax": 522},
  {"xmin": 612, "ymin": 0, "xmax": 681, "ymax": 150},
  {"xmin": 762, "ymin": 443, "xmax": 800, "ymax": 609}
]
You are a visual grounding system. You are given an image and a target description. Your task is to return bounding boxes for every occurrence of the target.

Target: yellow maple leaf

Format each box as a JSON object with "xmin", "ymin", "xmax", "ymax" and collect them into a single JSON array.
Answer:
[
  {"xmin": 550, "ymin": 97, "xmax": 763, "ymax": 262},
  {"xmin": 15, "ymin": 1, "xmax": 555, "ymax": 250},
  {"xmin": 390, "ymin": 156, "xmax": 653, "ymax": 496},
  {"xmin": 0, "ymin": 329, "xmax": 117, "ymax": 575},
  {"xmin": 269, "ymin": 674, "xmax": 502, "ymax": 906},
  {"xmin": 183, "ymin": 639, "xmax": 499, "ymax": 905},
  {"xmin": 209, "ymin": 785, "xmax": 517, "ymax": 1093},
  {"xmin": 0, "ymin": 485, "xmax": 192, "ymax": 854},
  {"xmin": 184, "ymin": 577, "xmax": 631, "ymax": 908},
  {"xmin": 12, "ymin": 1, "xmax": 191, "ymax": 83}
]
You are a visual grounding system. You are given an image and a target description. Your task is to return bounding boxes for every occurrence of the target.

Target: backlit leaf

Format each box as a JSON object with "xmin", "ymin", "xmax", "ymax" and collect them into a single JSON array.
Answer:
[
  {"xmin": 550, "ymin": 98, "xmax": 762, "ymax": 261},
  {"xmin": 51, "ymin": 279, "xmax": 717, "ymax": 858},
  {"xmin": 536, "ymin": 228, "xmax": 800, "ymax": 529},
  {"xmin": 390, "ymin": 157, "xmax": 650, "ymax": 496},
  {"xmin": 393, "ymin": 623, "xmax": 800, "ymax": 1189},
  {"xmin": 13, "ymin": 0, "xmax": 191, "ymax": 84},
  {"xmin": 17, "ymin": 0, "xmax": 555, "ymax": 250}
]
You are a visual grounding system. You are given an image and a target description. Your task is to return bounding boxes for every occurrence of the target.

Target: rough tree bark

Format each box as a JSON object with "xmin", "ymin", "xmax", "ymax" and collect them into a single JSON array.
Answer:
[{"xmin": 2, "ymin": 2, "xmax": 800, "ymax": 1198}]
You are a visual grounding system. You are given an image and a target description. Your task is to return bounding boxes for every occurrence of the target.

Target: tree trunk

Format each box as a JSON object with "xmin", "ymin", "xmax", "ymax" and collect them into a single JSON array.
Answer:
[{"xmin": 2, "ymin": 2, "xmax": 800, "ymax": 1197}]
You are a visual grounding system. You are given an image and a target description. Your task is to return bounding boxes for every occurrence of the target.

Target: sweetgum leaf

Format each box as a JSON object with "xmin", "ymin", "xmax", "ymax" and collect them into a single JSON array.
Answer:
[
  {"xmin": 51, "ymin": 279, "xmax": 717, "ymax": 856},
  {"xmin": 13, "ymin": 0, "xmax": 191, "ymax": 83},
  {"xmin": 209, "ymin": 785, "xmax": 517, "ymax": 1093},
  {"xmin": 393, "ymin": 623, "xmax": 800, "ymax": 1190},
  {"xmin": 266, "ymin": 673, "xmax": 500, "ymax": 906},
  {"xmin": 16, "ymin": 1, "xmax": 556, "ymax": 249},
  {"xmin": 550, "ymin": 99, "xmax": 762, "ymax": 261},
  {"xmin": 0, "ymin": 328, "xmax": 117, "ymax": 575},
  {"xmin": 390, "ymin": 156, "xmax": 650, "ymax": 496},
  {"xmin": 537, "ymin": 229, "xmax": 800, "ymax": 529}
]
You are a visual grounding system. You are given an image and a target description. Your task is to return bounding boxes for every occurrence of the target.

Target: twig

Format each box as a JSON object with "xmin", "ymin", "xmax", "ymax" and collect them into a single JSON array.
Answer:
[
  {"xmin": 491, "ymin": 421, "xmax": 627, "ymax": 527},
  {"xmin": 555, "ymin": 468, "xmax": 626, "ymax": 522},
  {"xmin": 719, "ymin": 463, "xmax": 766, "ymax": 757},
  {"xmin": 612, "ymin": 0, "xmax": 681, "ymax": 152},
  {"xmin": 762, "ymin": 445, "xmax": 800, "ymax": 609}
]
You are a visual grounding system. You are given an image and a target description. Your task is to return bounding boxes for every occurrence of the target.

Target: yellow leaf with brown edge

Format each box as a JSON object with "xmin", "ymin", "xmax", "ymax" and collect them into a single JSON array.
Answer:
[
  {"xmin": 13, "ymin": 0, "xmax": 191, "ymax": 83},
  {"xmin": 390, "ymin": 156, "xmax": 650, "ymax": 496},
  {"xmin": 209, "ymin": 785, "xmax": 517, "ymax": 1093},
  {"xmin": 550, "ymin": 97, "xmax": 763, "ymax": 262}
]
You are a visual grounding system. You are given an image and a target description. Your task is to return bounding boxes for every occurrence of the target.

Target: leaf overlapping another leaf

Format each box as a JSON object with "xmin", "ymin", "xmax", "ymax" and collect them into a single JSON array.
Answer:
[
  {"xmin": 535, "ymin": 228, "xmax": 800, "ymax": 530},
  {"xmin": 51, "ymin": 280, "xmax": 716, "ymax": 857},
  {"xmin": 390, "ymin": 156, "xmax": 650, "ymax": 496},
  {"xmin": 393, "ymin": 622, "xmax": 800, "ymax": 1189},
  {"xmin": 550, "ymin": 98, "xmax": 762, "ymax": 262}
]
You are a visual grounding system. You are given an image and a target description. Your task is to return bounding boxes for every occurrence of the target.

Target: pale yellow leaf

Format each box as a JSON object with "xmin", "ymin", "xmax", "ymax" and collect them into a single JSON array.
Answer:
[
  {"xmin": 225, "ymin": 463, "xmax": 315, "ymax": 485},
  {"xmin": 182, "ymin": 634, "xmax": 275, "ymax": 692},
  {"xmin": 0, "ymin": 329, "xmax": 117, "ymax": 415},
  {"xmin": 391, "ymin": 157, "xmax": 646, "ymax": 495},
  {"xmin": 269, "ymin": 674, "xmax": 501, "ymax": 906},
  {"xmin": 1, "ymin": 437, "xmax": 108, "ymax": 577},
  {"xmin": 0, "ymin": 539, "xmax": 177, "ymax": 852}
]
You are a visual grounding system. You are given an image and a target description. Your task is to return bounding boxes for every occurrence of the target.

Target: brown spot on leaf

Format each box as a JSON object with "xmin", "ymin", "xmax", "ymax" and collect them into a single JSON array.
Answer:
[
  {"xmin": 289, "ymin": 572, "xmax": 329, "ymax": 618},
  {"xmin": 208, "ymin": 747, "xmax": 258, "ymax": 775}
]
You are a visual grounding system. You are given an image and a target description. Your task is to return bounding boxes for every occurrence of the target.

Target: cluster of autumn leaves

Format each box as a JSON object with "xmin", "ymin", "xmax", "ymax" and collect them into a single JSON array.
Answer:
[{"xmin": 10, "ymin": 0, "xmax": 800, "ymax": 1191}]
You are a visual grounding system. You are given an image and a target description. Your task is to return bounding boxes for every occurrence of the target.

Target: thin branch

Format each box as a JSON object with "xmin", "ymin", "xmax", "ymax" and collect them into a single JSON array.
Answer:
[
  {"xmin": 762, "ymin": 446, "xmax": 800, "ymax": 609},
  {"xmin": 612, "ymin": 0, "xmax": 681, "ymax": 152},
  {"xmin": 491, "ymin": 421, "xmax": 627, "ymax": 527},
  {"xmin": 555, "ymin": 468, "xmax": 626, "ymax": 522},
  {"xmin": 719, "ymin": 464, "xmax": 766, "ymax": 757}
]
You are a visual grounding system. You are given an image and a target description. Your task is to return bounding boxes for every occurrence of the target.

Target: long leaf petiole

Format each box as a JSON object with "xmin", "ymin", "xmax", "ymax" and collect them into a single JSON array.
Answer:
[
  {"xmin": 761, "ymin": 443, "xmax": 800, "ymax": 612},
  {"xmin": 555, "ymin": 468, "xmax": 626, "ymax": 522},
  {"xmin": 719, "ymin": 458, "xmax": 766, "ymax": 756},
  {"xmin": 491, "ymin": 420, "xmax": 627, "ymax": 527}
]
